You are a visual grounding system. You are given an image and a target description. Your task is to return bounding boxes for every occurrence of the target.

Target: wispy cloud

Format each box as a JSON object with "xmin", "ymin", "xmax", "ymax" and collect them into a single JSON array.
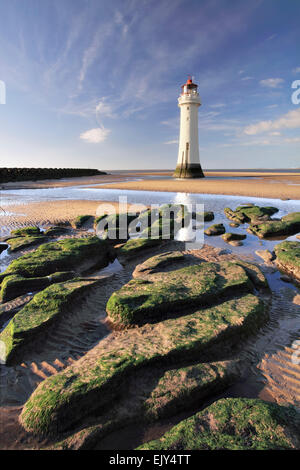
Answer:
[
  {"xmin": 293, "ymin": 67, "xmax": 300, "ymax": 74},
  {"xmin": 78, "ymin": 24, "xmax": 113, "ymax": 91},
  {"xmin": 244, "ymin": 108, "xmax": 300, "ymax": 135},
  {"xmin": 80, "ymin": 127, "xmax": 111, "ymax": 143},
  {"xmin": 266, "ymin": 34, "xmax": 277, "ymax": 41},
  {"xmin": 96, "ymin": 100, "xmax": 117, "ymax": 119},
  {"xmin": 284, "ymin": 137, "xmax": 300, "ymax": 143},
  {"xmin": 260, "ymin": 78, "xmax": 284, "ymax": 88},
  {"xmin": 164, "ymin": 139, "xmax": 178, "ymax": 145},
  {"xmin": 209, "ymin": 103, "xmax": 226, "ymax": 108}
]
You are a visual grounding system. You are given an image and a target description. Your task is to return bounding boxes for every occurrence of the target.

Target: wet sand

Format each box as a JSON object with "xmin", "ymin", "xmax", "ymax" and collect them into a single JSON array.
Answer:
[
  {"xmin": 2, "ymin": 170, "xmax": 300, "ymax": 197},
  {"xmin": 98, "ymin": 175, "xmax": 300, "ymax": 200},
  {"xmin": 0, "ymin": 200, "xmax": 137, "ymax": 235}
]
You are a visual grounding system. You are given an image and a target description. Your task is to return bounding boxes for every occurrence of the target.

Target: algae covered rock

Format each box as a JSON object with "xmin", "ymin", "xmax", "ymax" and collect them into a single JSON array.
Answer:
[
  {"xmin": 11, "ymin": 226, "xmax": 42, "ymax": 237},
  {"xmin": 19, "ymin": 251, "xmax": 268, "ymax": 440},
  {"xmin": 52, "ymin": 360, "xmax": 241, "ymax": 450},
  {"xmin": 132, "ymin": 251, "xmax": 186, "ymax": 278},
  {"xmin": 20, "ymin": 292, "xmax": 266, "ymax": 435},
  {"xmin": 192, "ymin": 211, "xmax": 214, "ymax": 222},
  {"xmin": 95, "ymin": 213, "xmax": 138, "ymax": 242},
  {"xmin": 204, "ymin": 224, "xmax": 226, "ymax": 236},
  {"xmin": 224, "ymin": 206, "xmax": 278, "ymax": 224},
  {"xmin": 132, "ymin": 205, "xmax": 188, "ymax": 240},
  {"xmin": 221, "ymin": 233, "xmax": 247, "ymax": 243},
  {"xmin": 248, "ymin": 212, "xmax": 300, "ymax": 239},
  {"xmin": 6, "ymin": 235, "xmax": 47, "ymax": 252},
  {"xmin": 44, "ymin": 226, "xmax": 72, "ymax": 236},
  {"xmin": 137, "ymin": 206, "xmax": 182, "ymax": 240},
  {"xmin": 0, "ymin": 278, "xmax": 99, "ymax": 364},
  {"xmin": 96, "ymin": 205, "xmax": 193, "ymax": 243},
  {"xmin": 274, "ymin": 241, "xmax": 300, "ymax": 281},
  {"xmin": 0, "ymin": 237, "xmax": 113, "ymax": 281},
  {"xmin": 203, "ymin": 211, "xmax": 214, "ymax": 222},
  {"xmin": 0, "ymin": 271, "xmax": 75, "ymax": 303},
  {"xmin": 71, "ymin": 215, "xmax": 93, "ymax": 229},
  {"xmin": 106, "ymin": 261, "xmax": 253, "ymax": 327},
  {"xmin": 138, "ymin": 397, "xmax": 300, "ymax": 450},
  {"xmin": 117, "ymin": 237, "xmax": 163, "ymax": 261}
]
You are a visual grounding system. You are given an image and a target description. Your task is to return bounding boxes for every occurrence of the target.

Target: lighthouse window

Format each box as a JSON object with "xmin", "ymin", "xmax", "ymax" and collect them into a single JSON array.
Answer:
[{"xmin": 187, "ymin": 107, "xmax": 189, "ymax": 110}]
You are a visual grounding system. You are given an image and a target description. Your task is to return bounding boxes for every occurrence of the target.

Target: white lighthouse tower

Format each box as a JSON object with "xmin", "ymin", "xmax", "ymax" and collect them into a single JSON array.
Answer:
[{"xmin": 174, "ymin": 76, "xmax": 204, "ymax": 178}]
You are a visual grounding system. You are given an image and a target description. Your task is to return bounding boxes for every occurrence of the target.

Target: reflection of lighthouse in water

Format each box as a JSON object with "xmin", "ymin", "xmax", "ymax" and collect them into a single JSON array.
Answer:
[{"xmin": 174, "ymin": 76, "xmax": 205, "ymax": 178}]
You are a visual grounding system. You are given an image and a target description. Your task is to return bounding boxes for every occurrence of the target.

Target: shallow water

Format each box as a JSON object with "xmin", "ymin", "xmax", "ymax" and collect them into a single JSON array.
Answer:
[
  {"xmin": 1, "ymin": 184, "xmax": 299, "ymax": 266},
  {"xmin": 1, "ymin": 183, "xmax": 300, "ymax": 210}
]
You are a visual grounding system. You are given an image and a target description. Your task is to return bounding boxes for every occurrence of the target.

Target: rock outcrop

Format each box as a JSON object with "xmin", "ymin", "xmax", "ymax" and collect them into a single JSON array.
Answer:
[
  {"xmin": 274, "ymin": 241, "xmax": 300, "ymax": 281},
  {"xmin": 204, "ymin": 224, "xmax": 226, "ymax": 236},
  {"xmin": 248, "ymin": 212, "xmax": 300, "ymax": 238},
  {"xmin": 0, "ymin": 278, "xmax": 100, "ymax": 364},
  {"xmin": 0, "ymin": 237, "xmax": 113, "ymax": 281},
  {"xmin": 138, "ymin": 398, "xmax": 300, "ymax": 450},
  {"xmin": 19, "ymin": 252, "xmax": 268, "ymax": 439},
  {"xmin": 224, "ymin": 206, "xmax": 278, "ymax": 224}
]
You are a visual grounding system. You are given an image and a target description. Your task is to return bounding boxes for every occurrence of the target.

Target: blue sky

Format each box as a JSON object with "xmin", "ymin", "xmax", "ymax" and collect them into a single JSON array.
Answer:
[{"xmin": 0, "ymin": 0, "xmax": 299, "ymax": 170}]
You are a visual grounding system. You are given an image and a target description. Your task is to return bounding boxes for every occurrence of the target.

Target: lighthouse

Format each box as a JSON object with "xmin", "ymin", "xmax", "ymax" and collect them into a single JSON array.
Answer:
[{"xmin": 174, "ymin": 77, "xmax": 204, "ymax": 178}]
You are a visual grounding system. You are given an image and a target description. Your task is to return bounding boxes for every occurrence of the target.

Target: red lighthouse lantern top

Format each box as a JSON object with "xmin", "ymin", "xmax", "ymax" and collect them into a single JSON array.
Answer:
[{"xmin": 181, "ymin": 75, "xmax": 197, "ymax": 94}]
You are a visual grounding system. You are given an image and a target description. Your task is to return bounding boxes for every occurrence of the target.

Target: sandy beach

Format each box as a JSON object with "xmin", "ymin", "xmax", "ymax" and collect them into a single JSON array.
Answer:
[
  {"xmin": 98, "ymin": 174, "xmax": 300, "ymax": 200},
  {"xmin": 0, "ymin": 199, "xmax": 136, "ymax": 234},
  {"xmin": 1, "ymin": 171, "xmax": 300, "ymax": 233},
  {"xmin": 2, "ymin": 171, "xmax": 300, "ymax": 199}
]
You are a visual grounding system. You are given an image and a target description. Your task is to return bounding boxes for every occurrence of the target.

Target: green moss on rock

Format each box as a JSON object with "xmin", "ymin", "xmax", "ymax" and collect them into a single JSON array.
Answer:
[
  {"xmin": 11, "ymin": 226, "xmax": 42, "ymax": 237},
  {"xmin": 52, "ymin": 360, "xmax": 240, "ymax": 450},
  {"xmin": 0, "ymin": 271, "xmax": 75, "ymax": 303},
  {"xmin": 138, "ymin": 398, "xmax": 300, "ymax": 450},
  {"xmin": 274, "ymin": 240, "xmax": 300, "ymax": 281},
  {"xmin": 72, "ymin": 215, "xmax": 93, "ymax": 229},
  {"xmin": 204, "ymin": 224, "xmax": 225, "ymax": 236},
  {"xmin": 224, "ymin": 206, "xmax": 278, "ymax": 224},
  {"xmin": 44, "ymin": 226, "xmax": 72, "ymax": 236},
  {"xmin": 132, "ymin": 251, "xmax": 186, "ymax": 278},
  {"xmin": 0, "ymin": 237, "xmax": 113, "ymax": 282},
  {"xmin": 132, "ymin": 206, "xmax": 188, "ymax": 240},
  {"xmin": 20, "ymin": 293, "xmax": 266, "ymax": 435},
  {"xmin": 221, "ymin": 233, "xmax": 247, "ymax": 243},
  {"xmin": 6, "ymin": 235, "xmax": 47, "ymax": 252},
  {"xmin": 0, "ymin": 278, "xmax": 98, "ymax": 364},
  {"xmin": 117, "ymin": 237, "xmax": 163, "ymax": 260},
  {"xmin": 248, "ymin": 212, "xmax": 300, "ymax": 238},
  {"xmin": 95, "ymin": 213, "xmax": 138, "ymax": 241},
  {"xmin": 106, "ymin": 261, "xmax": 254, "ymax": 326},
  {"xmin": 203, "ymin": 211, "xmax": 214, "ymax": 222},
  {"xmin": 232, "ymin": 260, "xmax": 268, "ymax": 288}
]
